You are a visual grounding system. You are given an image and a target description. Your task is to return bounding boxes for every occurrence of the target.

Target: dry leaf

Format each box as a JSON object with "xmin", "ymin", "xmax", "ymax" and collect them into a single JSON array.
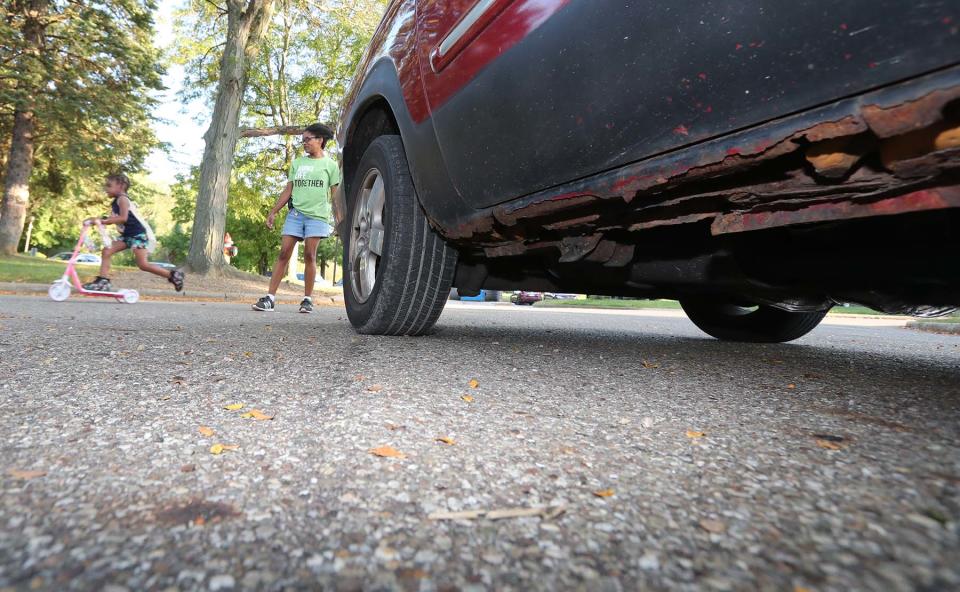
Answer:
[
  {"xmin": 461, "ymin": 395, "xmax": 474, "ymax": 403},
  {"xmin": 198, "ymin": 426, "xmax": 215, "ymax": 437},
  {"xmin": 787, "ymin": 383, "xmax": 797, "ymax": 389},
  {"xmin": 468, "ymin": 379, "xmax": 479, "ymax": 389},
  {"xmin": 240, "ymin": 409, "xmax": 274, "ymax": 421},
  {"xmin": 385, "ymin": 423, "xmax": 405, "ymax": 431},
  {"xmin": 435, "ymin": 436, "xmax": 456, "ymax": 445},
  {"xmin": 354, "ymin": 374, "xmax": 365, "ymax": 381},
  {"xmin": 369, "ymin": 446, "xmax": 406, "ymax": 459},
  {"xmin": 641, "ymin": 360, "xmax": 660, "ymax": 369},
  {"xmin": 7, "ymin": 469, "xmax": 46, "ymax": 480},
  {"xmin": 171, "ymin": 376, "xmax": 186, "ymax": 386},
  {"xmin": 593, "ymin": 489, "xmax": 615, "ymax": 498},
  {"xmin": 193, "ymin": 516, "xmax": 206, "ymax": 527},
  {"xmin": 816, "ymin": 439, "xmax": 842, "ymax": 450},
  {"xmin": 223, "ymin": 403, "xmax": 244, "ymax": 411},
  {"xmin": 243, "ymin": 351, "xmax": 253, "ymax": 358},
  {"xmin": 210, "ymin": 443, "xmax": 240, "ymax": 455},
  {"xmin": 699, "ymin": 518, "xmax": 726, "ymax": 533},
  {"xmin": 686, "ymin": 430, "xmax": 706, "ymax": 439},
  {"xmin": 367, "ymin": 384, "xmax": 384, "ymax": 393}
]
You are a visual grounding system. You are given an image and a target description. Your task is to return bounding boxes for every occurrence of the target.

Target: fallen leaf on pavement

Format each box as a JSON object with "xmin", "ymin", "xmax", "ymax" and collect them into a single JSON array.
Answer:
[
  {"xmin": 593, "ymin": 489, "xmax": 615, "ymax": 498},
  {"xmin": 223, "ymin": 403, "xmax": 244, "ymax": 411},
  {"xmin": 240, "ymin": 409, "xmax": 274, "ymax": 421},
  {"xmin": 367, "ymin": 384, "xmax": 384, "ymax": 393},
  {"xmin": 243, "ymin": 351, "xmax": 253, "ymax": 358},
  {"xmin": 461, "ymin": 395, "xmax": 474, "ymax": 403},
  {"xmin": 180, "ymin": 464, "xmax": 196, "ymax": 473},
  {"xmin": 354, "ymin": 375, "xmax": 365, "ymax": 381},
  {"xmin": 468, "ymin": 379, "xmax": 479, "ymax": 389},
  {"xmin": 699, "ymin": 519, "xmax": 726, "ymax": 533},
  {"xmin": 198, "ymin": 426, "xmax": 215, "ymax": 437},
  {"xmin": 686, "ymin": 430, "xmax": 706, "ymax": 439},
  {"xmin": 816, "ymin": 439, "xmax": 843, "ymax": 450},
  {"xmin": 787, "ymin": 383, "xmax": 796, "ymax": 389},
  {"xmin": 369, "ymin": 446, "xmax": 406, "ymax": 459},
  {"xmin": 7, "ymin": 469, "xmax": 46, "ymax": 480},
  {"xmin": 210, "ymin": 443, "xmax": 240, "ymax": 455},
  {"xmin": 436, "ymin": 437, "xmax": 456, "ymax": 445},
  {"xmin": 171, "ymin": 376, "xmax": 186, "ymax": 386},
  {"xmin": 641, "ymin": 360, "xmax": 660, "ymax": 369}
]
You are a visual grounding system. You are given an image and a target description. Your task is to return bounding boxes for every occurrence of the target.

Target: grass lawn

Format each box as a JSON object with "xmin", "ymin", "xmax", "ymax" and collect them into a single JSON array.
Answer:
[{"xmin": 0, "ymin": 255, "xmax": 134, "ymax": 284}]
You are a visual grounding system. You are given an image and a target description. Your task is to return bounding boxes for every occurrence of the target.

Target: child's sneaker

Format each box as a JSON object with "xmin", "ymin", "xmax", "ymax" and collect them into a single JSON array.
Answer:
[
  {"xmin": 168, "ymin": 269, "xmax": 185, "ymax": 292},
  {"xmin": 82, "ymin": 276, "xmax": 112, "ymax": 292},
  {"xmin": 252, "ymin": 295, "xmax": 275, "ymax": 312},
  {"xmin": 299, "ymin": 298, "xmax": 313, "ymax": 313}
]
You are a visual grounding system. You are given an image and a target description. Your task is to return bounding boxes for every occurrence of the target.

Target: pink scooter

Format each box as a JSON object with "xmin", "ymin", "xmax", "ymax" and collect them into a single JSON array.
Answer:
[{"xmin": 48, "ymin": 221, "xmax": 139, "ymax": 304}]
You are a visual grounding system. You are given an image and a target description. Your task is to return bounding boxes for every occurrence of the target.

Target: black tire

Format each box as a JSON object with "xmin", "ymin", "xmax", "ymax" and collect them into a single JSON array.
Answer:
[
  {"xmin": 679, "ymin": 299, "xmax": 828, "ymax": 343},
  {"xmin": 343, "ymin": 135, "xmax": 457, "ymax": 335}
]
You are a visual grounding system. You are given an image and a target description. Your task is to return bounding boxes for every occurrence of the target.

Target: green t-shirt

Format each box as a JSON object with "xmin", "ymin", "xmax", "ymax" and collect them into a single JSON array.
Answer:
[{"xmin": 288, "ymin": 155, "xmax": 340, "ymax": 222}]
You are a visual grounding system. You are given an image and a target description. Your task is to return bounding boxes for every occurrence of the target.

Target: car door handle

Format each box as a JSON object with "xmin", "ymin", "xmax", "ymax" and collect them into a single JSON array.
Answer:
[{"xmin": 430, "ymin": 0, "xmax": 514, "ymax": 73}]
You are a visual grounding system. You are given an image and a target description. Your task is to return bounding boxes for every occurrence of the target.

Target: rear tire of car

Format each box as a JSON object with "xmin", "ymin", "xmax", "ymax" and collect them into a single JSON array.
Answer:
[
  {"xmin": 679, "ymin": 299, "xmax": 828, "ymax": 343},
  {"xmin": 343, "ymin": 135, "xmax": 458, "ymax": 335}
]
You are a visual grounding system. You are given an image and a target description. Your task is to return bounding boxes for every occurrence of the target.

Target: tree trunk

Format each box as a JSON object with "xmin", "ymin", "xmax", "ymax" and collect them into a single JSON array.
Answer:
[
  {"xmin": 188, "ymin": 0, "xmax": 275, "ymax": 274},
  {"xmin": 0, "ymin": 108, "xmax": 37, "ymax": 255},
  {"xmin": 0, "ymin": 1, "xmax": 45, "ymax": 256}
]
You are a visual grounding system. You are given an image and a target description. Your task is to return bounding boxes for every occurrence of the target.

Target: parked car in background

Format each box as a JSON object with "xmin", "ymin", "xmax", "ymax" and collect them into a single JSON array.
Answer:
[
  {"xmin": 336, "ymin": 1, "xmax": 960, "ymax": 341},
  {"xmin": 50, "ymin": 252, "xmax": 101, "ymax": 265},
  {"xmin": 510, "ymin": 291, "xmax": 543, "ymax": 306}
]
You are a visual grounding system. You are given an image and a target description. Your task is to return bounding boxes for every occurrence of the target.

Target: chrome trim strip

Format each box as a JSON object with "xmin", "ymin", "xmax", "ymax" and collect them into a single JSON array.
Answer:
[{"xmin": 437, "ymin": 0, "xmax": 498, "ymax": 58}]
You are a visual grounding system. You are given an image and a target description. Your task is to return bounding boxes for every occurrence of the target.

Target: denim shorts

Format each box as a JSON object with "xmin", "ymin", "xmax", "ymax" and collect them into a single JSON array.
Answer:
[{"xmin": 282, "ymin": 209, "xmax": 332, "ymax": 239}]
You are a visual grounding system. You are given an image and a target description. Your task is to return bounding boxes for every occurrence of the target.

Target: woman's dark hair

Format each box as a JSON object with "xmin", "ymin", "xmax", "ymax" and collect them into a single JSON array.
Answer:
[
  {"xmin": 305, "ymin": 123, "xmax": 334, "ymax": 148},
  {"xmin": 106, "ymin": 173, "xmax": 130, "ymax": 191}
]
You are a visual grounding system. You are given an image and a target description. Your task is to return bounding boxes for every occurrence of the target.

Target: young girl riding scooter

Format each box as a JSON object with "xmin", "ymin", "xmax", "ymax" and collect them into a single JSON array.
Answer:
[{"xmin": 82, "ymin": 173, "xmax": 184, "ymax": 292}]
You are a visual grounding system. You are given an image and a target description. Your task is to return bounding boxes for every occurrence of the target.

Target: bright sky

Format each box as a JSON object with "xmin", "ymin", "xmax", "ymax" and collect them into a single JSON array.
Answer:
[{"xmin": 144, "ymin": 1, "xmax": 206, "ymax": 185}]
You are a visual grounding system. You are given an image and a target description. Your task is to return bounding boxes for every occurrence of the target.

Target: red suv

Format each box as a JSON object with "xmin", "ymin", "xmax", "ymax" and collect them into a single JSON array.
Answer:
[{"xmin": 335, "ymin": 1, "xmax": 960, "ymax": 341}]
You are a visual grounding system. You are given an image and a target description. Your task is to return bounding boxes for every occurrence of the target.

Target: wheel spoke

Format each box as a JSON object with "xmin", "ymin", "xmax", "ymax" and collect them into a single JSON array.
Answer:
[{"xmin": 368, "ymin": 227, "xmax": 384, "ymax": 256}]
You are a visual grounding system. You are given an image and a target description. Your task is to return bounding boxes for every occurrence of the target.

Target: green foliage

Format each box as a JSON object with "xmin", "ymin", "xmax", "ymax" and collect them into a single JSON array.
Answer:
[{"xmin": 0, "ymin": 0, "xmax": 165, "ymax": 250}]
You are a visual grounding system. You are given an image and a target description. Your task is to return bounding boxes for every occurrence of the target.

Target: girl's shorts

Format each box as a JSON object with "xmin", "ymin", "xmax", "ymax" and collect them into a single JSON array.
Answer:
[
  {"xmin": 282, "ymin": 209, "xmax": 332, "ymax": 239},
  {"xmin": 122, "ymin": 233, "xmax": 150, "ymax": 250}
]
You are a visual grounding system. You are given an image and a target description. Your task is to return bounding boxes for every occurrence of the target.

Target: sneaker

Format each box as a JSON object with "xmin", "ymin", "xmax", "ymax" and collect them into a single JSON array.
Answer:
[
  {"xmin": 168, "ymin": 269, "xmax": 185, "ymax": 292},
  {"xmin": 82, "ymin": 276, "xmax": 112, "ymax": 292},
  {"xmin": 299, "ymin": 298, "xmax": 313, "ymax": 313},
  {"xmin": 252, "ymin": 295, "xmax": 275, "ymax": 312}
]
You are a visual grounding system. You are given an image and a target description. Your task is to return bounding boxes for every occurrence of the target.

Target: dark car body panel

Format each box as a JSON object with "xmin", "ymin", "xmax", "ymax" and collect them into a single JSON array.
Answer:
[{"xmin": 423, "ymin": 0, "xmax": 959, "ymax": 209}]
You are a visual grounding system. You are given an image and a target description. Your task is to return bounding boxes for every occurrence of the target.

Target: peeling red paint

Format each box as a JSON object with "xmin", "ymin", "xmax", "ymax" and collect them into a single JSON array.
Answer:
[
  {"xmin": 735, "ymin": 43, "xmax": 743, "ymax": 50},
  {"xmin": 673, "ymin": 124, "xmax": 690, "ymax": 136},
  {"xmin": 697, "ymin": 73, "xmax": 708, "ymax": 81}
]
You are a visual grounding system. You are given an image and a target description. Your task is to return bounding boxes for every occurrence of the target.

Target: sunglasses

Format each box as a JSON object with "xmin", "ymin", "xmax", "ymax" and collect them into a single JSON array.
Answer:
[{"xmin": 301, "ymin": 136, "xmax": 320, "ymax": 144}]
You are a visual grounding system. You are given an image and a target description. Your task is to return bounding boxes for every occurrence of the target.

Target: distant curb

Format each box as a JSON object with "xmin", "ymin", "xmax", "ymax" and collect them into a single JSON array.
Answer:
[
  {"xmin": 905, "ymin": 321, "xmax": 960, "ymax": 335},
  {"xmin": 0, "ymin": 282, "xmax": 344, "ymax": 306}
]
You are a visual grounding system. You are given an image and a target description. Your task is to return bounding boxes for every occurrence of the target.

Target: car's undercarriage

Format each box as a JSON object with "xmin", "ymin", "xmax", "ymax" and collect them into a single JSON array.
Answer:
[{"xmin": 451, "ymin": 70, "xmax": 960, "ymax": 317}]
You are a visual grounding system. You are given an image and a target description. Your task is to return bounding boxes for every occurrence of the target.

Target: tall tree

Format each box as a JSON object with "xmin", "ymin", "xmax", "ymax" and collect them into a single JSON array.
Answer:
[
  {"xmin": 0, "ymin": 0, "xmax": 162, "ymax": 255},
  {"xmin": 185, "ymin": 0, "xmax": 275, "ymax": 274}
]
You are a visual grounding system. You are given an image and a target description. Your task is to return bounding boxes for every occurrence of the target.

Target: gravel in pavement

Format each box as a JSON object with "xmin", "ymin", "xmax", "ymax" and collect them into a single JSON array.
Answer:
[{"xmin": 1, "ymin": 296, "xmax": 958, "ymax": 591}]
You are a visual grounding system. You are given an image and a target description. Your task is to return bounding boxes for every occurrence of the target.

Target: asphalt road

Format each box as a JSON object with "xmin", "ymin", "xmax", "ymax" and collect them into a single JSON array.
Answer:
[{"xmin": 1, "ymin": 295, "xmax": 959, "ymax": 592}]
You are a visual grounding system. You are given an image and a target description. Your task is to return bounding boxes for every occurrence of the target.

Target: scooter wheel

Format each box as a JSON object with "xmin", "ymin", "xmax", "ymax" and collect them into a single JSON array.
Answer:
[
  {"xmin": 119, "ymin": 289, "xmax": 139, "ymax": 304},
  {"xmin": 48, "ymin": 280, "xmax": 71, "ymax": 302}
]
